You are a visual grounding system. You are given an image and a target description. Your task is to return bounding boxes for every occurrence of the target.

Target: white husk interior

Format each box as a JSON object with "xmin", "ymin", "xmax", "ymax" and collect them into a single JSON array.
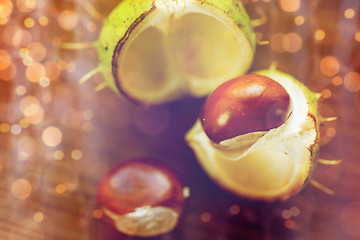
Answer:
[{"xmin": 118, "ymin": 1, "xmax": 253, "ymax": 104}]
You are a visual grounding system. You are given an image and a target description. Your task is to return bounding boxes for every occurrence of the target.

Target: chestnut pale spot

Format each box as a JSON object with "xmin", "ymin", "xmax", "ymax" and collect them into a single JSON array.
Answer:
[{"xmin": 200, "ymin": 74, "xmax": 290, "ymax": 143}]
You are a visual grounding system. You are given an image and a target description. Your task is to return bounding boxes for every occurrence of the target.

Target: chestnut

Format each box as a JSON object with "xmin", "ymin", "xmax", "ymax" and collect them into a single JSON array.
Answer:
[
  {"xmin": 200, "ymin": 74, "xmax": 291, "ymax": 143},
  {"xmin": 186, "ymin": 69, "xmax": 325, "ymax": 201},
  {"xmin": 96, "ymin": 159, "xmax": 187, "ymax": 237}
]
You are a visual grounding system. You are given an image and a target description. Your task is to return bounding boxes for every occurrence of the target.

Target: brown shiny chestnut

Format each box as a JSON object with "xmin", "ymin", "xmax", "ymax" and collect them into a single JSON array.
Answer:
[
  {"xmin": 96, "ymin": 159, "xmax": 187, "ymax": 237},
  {"xmin": 199, "ymin": 74, "xmax": 291, "ymax": 143}
]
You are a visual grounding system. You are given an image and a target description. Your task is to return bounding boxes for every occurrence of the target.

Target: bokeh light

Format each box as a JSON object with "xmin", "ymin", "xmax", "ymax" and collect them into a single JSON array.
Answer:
[
  {"xmin": 11, "ymin": 178, "xmax": 32, "ymax": 200},
  {"xmin": 314, "ymin": 29, "xmax": 326, "ymax": 41},
  {"xmin": 42, "ymin": 126, "xmax": 62, "ymax": 147},
  {"xmin": 320, "ymin": 56, "xmax": 340, "ymax": 77},
  {"xmin": 26, "ymin": 62, "xmax": 46, "ymax": 83},
  {"xmin": 58, "ymin": 10, "xmax": 78, "ymax": 31},
  {"xmin": 344, "ymin": 72, "xmax": 360, "ymax": 92},
  {"xmin": 279, "ymin": 0, "xmax": 300, "ymax": 12},
  {"xmin": 344, "ymin": 8, "xmax": 355, "ymax": 19},
  {"xmin": 340, "ymin": 201, "xmax": 360, "ymax": 237}
]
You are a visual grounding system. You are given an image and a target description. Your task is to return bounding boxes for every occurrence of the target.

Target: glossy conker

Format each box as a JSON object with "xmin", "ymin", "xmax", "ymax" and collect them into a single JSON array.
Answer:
[
  {"xmin": 199, "ymin": 74, "xmax": 291, "ymax": 143},
  {"xmin": 96, "ymin": 159, "xmax": 186, "ymax": 237}
]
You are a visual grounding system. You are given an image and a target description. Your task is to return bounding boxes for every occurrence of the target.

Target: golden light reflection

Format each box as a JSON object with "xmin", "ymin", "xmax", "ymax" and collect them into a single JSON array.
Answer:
[
  {"xmin": 42, "ymin": 126, "xmax": 62, "ymax": 147},
  {"xmin": 321, "ymin": 88, "xmax": 332, "ymax": 99},
  {"xmin": 16, "ymin": 0, "xmax": 36, "ymax": 13},
  {"xmin": 344, "ymin": 72, "xmax": 360, "ymax": 92},
  {"xmin": 26, "ymin": 62, "xmax": 46, "ymax": 83},
  {"xmin": 11, "ymin": 178, "xmax": 32, "ymax": 200},
  {"xmin": 355, "ymin": 32, "xmax": 360, "ymax": 42},
  {"xmin": 294, "ymin": 15, "xmax": 305, "ymax": 26},
  {"xmin": 15, "ymin": 85, "xmax": 27, "ymax": 95},
  {"xmin": 55, "ymin": 184, "xmax": 67, "ymax": 194},
  {"xmin": 282, "ymin": 32, "xmax": 302, "ymax": 53},
  {"xmin": 0, "ymin": 0, "xmax": 13, "ymax": 19},
  {"xmin": 0, "ymin": 49, "xmax": 11, "ymax": 70},
  {"xmin": 34, "ymin": 212, "xmax": 44, "ymax": 222},
  {"xmin": 344, "ymin": 8, "xmax": 355, "ymax": 19},
  {"xmin": 12, "ymin": 29, "xmax": 32, "ymax": 47},
  {"xmin": 270, "ymin": 33, "xmax": 285, "ymax": 53},
  {"xmin": 315, "ymin": 29, "xmax": 326, "ymax": 41},
  {"xmin": 54, "ymin": 150, "xmax": 64, "ymax": 160},
  {"xmin": 71, "ymin": 149, "xmax": 82, "ymax": 160},
  {"xmin": 24, "ymin": 17, "xmax": 35, "ymax": 28},
  {"xmin": 279, "ymin": 0, "xmax": 300, "ymax": 12},
  {"xmin": 58, "ymin": 10, "xmax": 78, "ymax": 31},
  {"xmin": 38, "ymin": 16, "xmax": 48, "ymax": 26},
  {"xmin": 0, "ymin": 123, "xmax": 10, "ymax": 133},
  {"xmin": 332, "ymin": 76, "xmax": 343, "ymax": 86},
  {"xmin": 320, "ymin": 56, "xmax": 340, "ymax": 77},
  {"xmin": 86, "ymin": 22, "xmax": 97, "ymax": 32},
  {"xmin": 27, "ymin": 42, "xmax": 46, "ymax": 62}
]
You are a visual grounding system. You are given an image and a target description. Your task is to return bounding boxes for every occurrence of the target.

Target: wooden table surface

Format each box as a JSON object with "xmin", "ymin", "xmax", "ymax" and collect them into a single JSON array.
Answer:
[{"xmin": 0, "ymin": 0, "xmax": 360, "ymax": 239}]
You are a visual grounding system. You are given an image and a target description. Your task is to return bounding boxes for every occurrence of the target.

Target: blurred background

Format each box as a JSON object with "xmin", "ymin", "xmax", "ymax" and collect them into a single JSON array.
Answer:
[{"xmin": 0, "ymin": 0, "xmax": 360, "ymax": 239}]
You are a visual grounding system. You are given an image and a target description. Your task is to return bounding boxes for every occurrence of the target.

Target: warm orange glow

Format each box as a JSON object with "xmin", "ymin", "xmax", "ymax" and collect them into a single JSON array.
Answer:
[
  {"xmin": 0, "ymin": 0, "xmax": 13, "ymax": 18},
  {"xmin": 19, "ymin": 118, "xmax": 30, "ymax": 128},
  {"xmin": 17, "ymin": 0, "xmax": 36, "ymax": 13},
  {"xmin": 71, "ymin": 149, "xmax": 83, "ymax": 160},
  {"xmin": 87, "ymin": 22, "xmax": 97, "ymax": 32},
  {"xmin": 44, "ymin": 61, "xmax": 60, "ymax": 81},
  {"xmin": 11, "ymin": 178, "xmax": 32, "ymax": 200},
  {"xmin": 0, "ymin": 62, "xmax": 16, "ymax": 81},
  {"xmin": 326, "ymin": 127, "xmax": 336, "ymax": 138},
  {"xmin": 58, "ymin": 10, "xmax": 78, "ymax": 30},
  {"xmin": 355, "ymin": 32, "xmax": 360, "ymax": 42},
  {"xmin": 279, "ymin": 0, "xmax": 300, "ymax": 12},
  {"xmin": 18, "ymin": 135, "xmax": 37, "ymax": 157},
  {"xmin": 27, "ymin": 42, "xmax": 46, "ymax": 62},
  {"xmin": 315, "ymin": 29, "xmax": 326, "ymax": 41},
  {"xmin": 26, "ymin": 62, "xmax": 45, "ymax": 82},
  {"xmin": 270, "ymin": 33, "xmax": 285, "ymax": 53},
  {"xmin": 344, "ymin": 72, "xmax": 360, "ymax": 92},
  {"xmin": 0, "ymin": 49, "xmax": 11, "ymax": 70},
  {"xmin": 282, "ymin": 32, "xmax": 302, "ymax": 53},
  {"xmin": 332, "ymin": 76, "xmax": 343, "ymax": 86},
  {"xmin": 55, "ymin": 184, "xmax": 67, "ymax": 194},
  {"xmin": 15, "ymin": 85, "xmax": 27, "ymax": 95},
  {"xmin": 54, "ymin": 150, "xmax": 64, "ymax": 160},
  {"xmin": 0, "ymin": 123, "xmax": 10, "ymax": 133},
  {"xmin": 344, "ymin": 8, "xmax": 355, "ymax": 19},
  {"xmin": 320, "ymin": 56, "xmax": 340, "ymax": 77},
  {"xmin": 321, "ymin": 88, "xmax": 332, "ymax": 99},
  {"xmin": 38, "ymin": 16, "xmax": 48, "ymax": 26},
  {"xmin": 24, "ymin": 17, "xmax": 35, "ymax": 28},
  {"xmin": 34, "ymin": 212, "xmax": 44, "ymax": 222},
  {"xmin": 42, "ymin": 126, "xmax": 63, "ymax": 147},
  {"xmin": 294, "ymin": 15, "xmax": 305, "ymax": 26},
  {"xmin": 93, "ymin": 209, "xmax": 103, "ymax": 219}
]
